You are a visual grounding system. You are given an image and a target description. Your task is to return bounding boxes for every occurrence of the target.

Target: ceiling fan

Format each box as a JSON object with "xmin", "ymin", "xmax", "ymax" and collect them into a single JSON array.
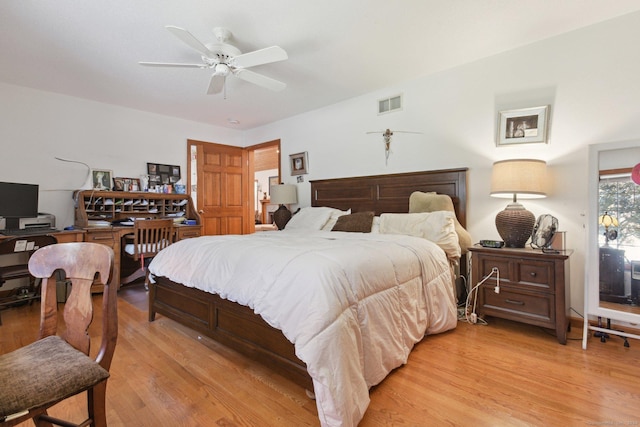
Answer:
[{"xmin": 140, "ymin": 26, "xmax": 288, "ymax": 95}]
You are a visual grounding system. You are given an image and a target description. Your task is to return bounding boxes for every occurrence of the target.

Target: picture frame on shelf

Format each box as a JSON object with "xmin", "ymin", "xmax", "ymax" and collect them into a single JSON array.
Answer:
[
  {"xmin": 289, "ymin": 152, "xmax": 308, "ymax": 176},
  {"xmin": 113, "ymin": 177, "xmax": 141, "ymax": 192},
  {"xmin": 147, "ymin": 162, "xmax": 181, "ymax": 189},
  {"xmin": 92, "ymin": 169, "xmax": 113, "ymax": 191},
  {"xmin": 497, "ymin": 105, "xmax": 549, "ymax": 146}
]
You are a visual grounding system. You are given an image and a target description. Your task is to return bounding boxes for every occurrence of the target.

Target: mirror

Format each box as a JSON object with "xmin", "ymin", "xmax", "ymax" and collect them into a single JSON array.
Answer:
[{"xmin": 586, "ymin": 141, "xmax": 640, "ymax": 321}]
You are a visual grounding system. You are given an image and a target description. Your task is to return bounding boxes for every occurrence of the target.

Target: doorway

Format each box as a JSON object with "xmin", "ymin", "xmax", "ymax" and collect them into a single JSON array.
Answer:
[
  {"xmin": 252, "ymin": 141, "xmax": 281, "ymax": 227},
  {"xmin": 187, "ymin": 139, "xmax": 280, "ymax": 235}
]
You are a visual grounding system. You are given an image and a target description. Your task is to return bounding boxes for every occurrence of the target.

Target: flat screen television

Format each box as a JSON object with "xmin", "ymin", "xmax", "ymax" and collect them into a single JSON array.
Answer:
[{"xmin": 0, "ymin": 181, "xmax": 39, "ymax": 220}]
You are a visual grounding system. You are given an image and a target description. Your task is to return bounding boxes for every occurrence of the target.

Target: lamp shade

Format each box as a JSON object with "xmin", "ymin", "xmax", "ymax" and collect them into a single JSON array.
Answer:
[
  {"xmin": 598, "ymin": 212, "xmax": 618, "ymax": 227},
  {"xmin": 490, "ymin": 159, "xmax": 547, "ymax": 248},
  {"xmin": 270, "ymin": 184, "xmax": 297, "ymax": 205},
  {"xmin": 490, "ymin": 159, "xmax": 547, "ymax": 200}
]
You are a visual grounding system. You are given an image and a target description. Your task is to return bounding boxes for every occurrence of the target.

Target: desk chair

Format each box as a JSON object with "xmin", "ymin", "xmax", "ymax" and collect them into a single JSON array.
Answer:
[
  {"xmin": 0, "ymin": 235, "xmax": 58, "ymax": 325},
  {"xmin": 0, "ymin": 242, "xmax": 116, "ymax": 427},
  {"xmin": 121, "ymin": 218, "xmax": 173, "ymax": 288}
]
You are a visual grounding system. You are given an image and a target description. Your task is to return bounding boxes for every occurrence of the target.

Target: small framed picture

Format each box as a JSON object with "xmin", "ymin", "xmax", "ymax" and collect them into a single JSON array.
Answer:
[
  {"xmin": 112, "ymin": 177, "xmax": 125, "ymax": 191},
  {"xmin": 147, "ymin": 162, "xmax": 181, "ymax": 189},
  {"xmin": 113, "ymin": 177, "xmax": 141, "ymax": 191},
  {"xmin": 92, "ymin": 169, "xmax": 113, "ymax": 191},
  {"xmin": 497, "ymin": 105, "xmax": 549, "ymax": 146},
  {"xmin": 289, "ymin": 152, "xmax": 308, "ymax": 176},
  {"xmin": 268, "ymin": 176, "xmax": 279, "ymax": 195}
]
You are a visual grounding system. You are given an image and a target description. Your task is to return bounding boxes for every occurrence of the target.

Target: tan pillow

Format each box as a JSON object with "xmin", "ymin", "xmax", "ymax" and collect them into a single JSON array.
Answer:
[
  {"xmin": 408, "ymin": 191, "xmax": 472, "ymax": 254},
  {"xmin": 379, "ymin": 212, "xmax": 461, "ymax": 260},
  {"xmin": 331, "ymin": 211, "xmax": 375, "ymax": 233}
]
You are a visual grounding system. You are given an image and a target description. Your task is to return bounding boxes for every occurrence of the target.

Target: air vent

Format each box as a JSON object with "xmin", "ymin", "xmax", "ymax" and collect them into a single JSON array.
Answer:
[{"xmin": 378, "ymin": 94, "xmax": 402, "ymax": 115}]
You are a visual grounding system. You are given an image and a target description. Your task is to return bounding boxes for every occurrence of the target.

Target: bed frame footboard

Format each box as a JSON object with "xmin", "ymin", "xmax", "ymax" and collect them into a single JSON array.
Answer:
[{"xmin": 149, "ymin": 276, "xmax": 313, "ymax": 390}]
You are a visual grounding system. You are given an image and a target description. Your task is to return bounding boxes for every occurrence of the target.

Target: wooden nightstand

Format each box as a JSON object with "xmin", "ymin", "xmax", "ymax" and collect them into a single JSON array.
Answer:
[{"xmin": 469, "ymin": 246, "xmax": 572, "ymax": 344}]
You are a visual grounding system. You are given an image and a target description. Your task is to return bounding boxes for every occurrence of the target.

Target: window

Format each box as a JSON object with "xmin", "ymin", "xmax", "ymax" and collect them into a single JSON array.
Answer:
[{"xmin": 599, "ymin": 168, "xmax": 640, "ymax": 260}]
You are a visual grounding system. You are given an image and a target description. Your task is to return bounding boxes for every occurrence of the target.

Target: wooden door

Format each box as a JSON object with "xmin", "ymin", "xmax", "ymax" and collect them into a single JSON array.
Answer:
[{"xmin": 188, "ymin": 140, "xmax": 250, "ymax": 235}]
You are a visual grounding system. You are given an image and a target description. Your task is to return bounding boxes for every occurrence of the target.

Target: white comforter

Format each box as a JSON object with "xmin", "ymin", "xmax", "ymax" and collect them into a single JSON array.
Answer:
[{"xmin": 148, "ymin": 230, "xmax": 457, "ymax": 427}]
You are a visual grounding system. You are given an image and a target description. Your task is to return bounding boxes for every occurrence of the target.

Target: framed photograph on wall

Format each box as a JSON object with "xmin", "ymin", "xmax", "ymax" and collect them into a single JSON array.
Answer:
[
  {"xmin": 147, "ymin": 162, "xmax": 181, "ymax": 189},
  {"xmin": 268, "ymin": 176, "xmax": 279, "ymax": 195},
  {"xmin": 92, "ymin": 169, "xmax": 112, "ymax": 191},
  {"xmin": 289, "ymin": 152, "xmax": 308, "ymax": 176},
  {"xmin": 497, "ymin": 105, "xmax": 549, "ymax": 146}
]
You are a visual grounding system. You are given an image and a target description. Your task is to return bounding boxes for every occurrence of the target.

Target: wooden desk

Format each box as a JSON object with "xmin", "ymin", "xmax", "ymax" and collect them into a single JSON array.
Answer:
[
  {"xmin": 0, "ymin": 229, "xmax": 85, "ymax": 243},
  {"xmin": 73, "ymin": 190, "xmax": 202, "ymax": 289},
  {"xmin": 84, "ymin": 223, "xmax": 201, "ymax": 290},
  {"xmin": 0, "ymin": 230, "xmax": 85, "ymax": 307}
]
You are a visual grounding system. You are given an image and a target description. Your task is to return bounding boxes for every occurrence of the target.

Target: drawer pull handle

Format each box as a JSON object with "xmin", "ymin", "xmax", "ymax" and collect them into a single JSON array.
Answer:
[
  {"xmin": 529, "ymin": 272, "xmax": 537, "ymax": 277},
  {"xmin": 92, "ymin": 237, "xmax": 113, "ymax": 241},
  {"xmin": 505, "ymin": 299, "xmax": 525, "ymax": 305}
]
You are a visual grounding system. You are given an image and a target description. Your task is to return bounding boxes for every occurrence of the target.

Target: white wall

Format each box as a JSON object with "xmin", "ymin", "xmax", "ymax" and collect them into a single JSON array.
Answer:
[
  {"xmin": 244, "ymin": 12, "xmax": 640, "ymax": 316},
  {"xmin": 2, "ymin": 11, "xmax": 640, "ymax": 317},
  {"xmin": 0, "ymin": 83, "xmax": 243, "ymax": 227}
]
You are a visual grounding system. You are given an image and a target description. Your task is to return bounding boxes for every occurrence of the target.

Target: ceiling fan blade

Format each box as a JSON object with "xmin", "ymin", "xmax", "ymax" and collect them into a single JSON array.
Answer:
[
  {"xmin": 139, "ymin": 61, "xmax": 206, "ymax": 68},
  {"xmin": 234, "ymin": 69, "xmax": 286, "ymax": 91},
  {"xmin": 232, "ymin": 46, "xmax": 288, "ymax": 68},
  {"xmin": 207, "ymin": 74, "xmax": 225, "ymax": 94},
  {"xmin": 165, "ymin": 25, "xmax": 214, "ymax": 57}
]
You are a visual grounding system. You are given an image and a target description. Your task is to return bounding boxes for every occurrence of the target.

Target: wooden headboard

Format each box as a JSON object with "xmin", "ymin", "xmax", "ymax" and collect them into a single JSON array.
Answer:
[{"xmin": 310, "ymin": 168, "xmax": 468, "ymax": 228}]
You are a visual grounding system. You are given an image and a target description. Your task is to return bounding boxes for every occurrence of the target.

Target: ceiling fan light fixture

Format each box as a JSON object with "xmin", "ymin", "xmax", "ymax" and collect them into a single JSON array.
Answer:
[{"xmin": 214, "ymin": 63, "xmax": 231, "ymax": 76}]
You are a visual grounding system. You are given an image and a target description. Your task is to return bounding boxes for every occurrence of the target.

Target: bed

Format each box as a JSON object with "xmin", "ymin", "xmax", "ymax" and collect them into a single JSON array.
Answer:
[{"xmin": 148, "ymin": 168, "xmax": 468, "ymax": 427}]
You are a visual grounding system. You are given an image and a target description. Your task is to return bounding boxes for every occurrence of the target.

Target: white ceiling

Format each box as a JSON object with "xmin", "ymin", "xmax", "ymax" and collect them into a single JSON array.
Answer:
[{"xmin": 2, "ymin": 1, "xmax": 640, "ymax": 130}]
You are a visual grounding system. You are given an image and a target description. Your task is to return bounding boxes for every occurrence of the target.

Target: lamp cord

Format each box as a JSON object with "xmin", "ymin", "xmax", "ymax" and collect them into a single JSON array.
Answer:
[{"xmin": 465, "ymin": 267, "xmax": 499, "ymax": 324}]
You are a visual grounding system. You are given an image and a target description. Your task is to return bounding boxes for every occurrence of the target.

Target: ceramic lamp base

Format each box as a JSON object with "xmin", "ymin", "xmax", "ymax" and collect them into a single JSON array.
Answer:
[
  {"xmin": 495, "ymin": 202, "xmax": 535, "ymax": 248},
  {"xmin": 273, "ymin": 205, "xmax": 292, "ymax": 230}
]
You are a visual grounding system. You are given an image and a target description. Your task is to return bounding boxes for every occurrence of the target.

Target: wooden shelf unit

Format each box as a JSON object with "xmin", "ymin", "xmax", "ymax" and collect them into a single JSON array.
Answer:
[{"xmin": 74, "ymin": 190, "xmax": 200, "ymax": 227}]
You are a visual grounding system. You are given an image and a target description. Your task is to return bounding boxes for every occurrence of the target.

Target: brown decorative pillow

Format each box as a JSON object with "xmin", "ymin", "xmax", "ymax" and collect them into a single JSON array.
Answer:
[{"xmin": 331, "ymin": 211, "xmax": 375, "ymax": 233}]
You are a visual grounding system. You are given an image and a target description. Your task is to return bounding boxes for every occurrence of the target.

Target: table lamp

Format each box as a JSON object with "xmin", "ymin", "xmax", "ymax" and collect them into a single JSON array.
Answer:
[
  {"xmin": 270, "ymin": 184, "xmax": 297, "ymax": 230},
  {"xmin": 598, "ymin": 211, "xmax": 618, "ymax": 246},
  {"xmin": 490, "ymin": 159, "xmax": 547, "ymax": 248}
]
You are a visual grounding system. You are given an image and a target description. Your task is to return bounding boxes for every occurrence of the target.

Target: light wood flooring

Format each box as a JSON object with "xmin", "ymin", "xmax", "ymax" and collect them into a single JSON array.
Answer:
[{"xmin": 1, "ymin": 283, "xmax": 639, "ymax": 426}]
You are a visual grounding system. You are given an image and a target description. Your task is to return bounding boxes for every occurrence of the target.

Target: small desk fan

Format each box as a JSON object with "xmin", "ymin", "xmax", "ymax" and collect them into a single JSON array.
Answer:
[{"xmin": 530, "ymin": 214, "xmax": 558, "ymax": 250}]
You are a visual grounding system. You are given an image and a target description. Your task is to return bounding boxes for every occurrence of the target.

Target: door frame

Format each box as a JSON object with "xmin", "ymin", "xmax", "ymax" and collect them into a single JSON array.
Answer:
[{"xmin": 187, "ymin": 138, "xmax": 281, "ymax": 234}]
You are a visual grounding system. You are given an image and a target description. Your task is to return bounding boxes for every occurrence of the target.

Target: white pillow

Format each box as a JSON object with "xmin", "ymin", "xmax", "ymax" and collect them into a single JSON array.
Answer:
[
  {"xmin": 379, "ymin": 211, "xmax": 461, "ymax": 259},
  {"xmin": 285, "ymin": 207, "xmax": 342, "ymax": 230},
  {"xmin": 370, "ymin": 216, "xmax": 381, "ymax": 233},
  {"xmin": 321, "ymin": 208, "xmax": 351, "ymax": 230}
]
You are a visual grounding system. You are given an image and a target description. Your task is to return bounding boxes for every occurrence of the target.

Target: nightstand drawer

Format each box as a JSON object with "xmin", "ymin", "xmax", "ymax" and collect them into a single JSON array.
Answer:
[
  {"xmin": 481, "ymin": 287, "xmax": 554, "ymax": 325},
  {"xmin": 517, "ymin": 261, "xmax": 553, "ymax": 290},
  {"xmin": 477, "ymin": 257, "xmax": 511, "ymax": 281}
]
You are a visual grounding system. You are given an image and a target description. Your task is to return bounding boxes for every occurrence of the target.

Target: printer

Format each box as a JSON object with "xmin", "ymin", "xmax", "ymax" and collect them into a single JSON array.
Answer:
[{"xmin": 18, "ymin": 213, "xmax": 56, "ymax": 230}]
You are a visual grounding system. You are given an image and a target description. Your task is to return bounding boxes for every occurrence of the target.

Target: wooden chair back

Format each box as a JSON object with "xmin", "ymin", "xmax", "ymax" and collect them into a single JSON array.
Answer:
[
  {"xmin": 129, "ymin": 219, "xmax": 174, "ymax": 261},
  {"xmin": 28, "ymin": 242, "xmax": 116, "ymax": 369}
]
